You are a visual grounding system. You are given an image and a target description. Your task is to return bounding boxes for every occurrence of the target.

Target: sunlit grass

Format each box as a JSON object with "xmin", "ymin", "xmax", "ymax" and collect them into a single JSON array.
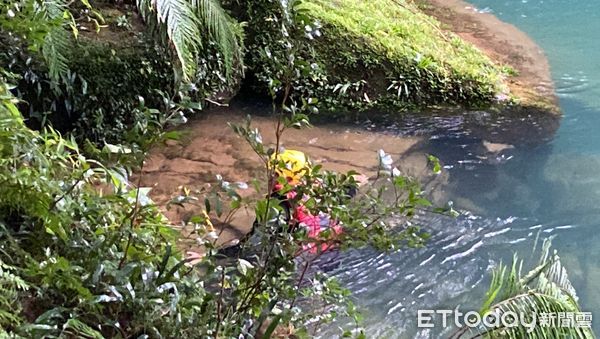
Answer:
[{"xmin": 300, "ymin": 0, "xmax": 506, "ymax": 102}]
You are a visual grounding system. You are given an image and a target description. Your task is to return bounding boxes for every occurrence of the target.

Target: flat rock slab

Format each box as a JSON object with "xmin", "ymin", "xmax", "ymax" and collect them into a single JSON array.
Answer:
[{"xmin": 138, "ymin": 110, "xmax": 444, "ymax": 247}]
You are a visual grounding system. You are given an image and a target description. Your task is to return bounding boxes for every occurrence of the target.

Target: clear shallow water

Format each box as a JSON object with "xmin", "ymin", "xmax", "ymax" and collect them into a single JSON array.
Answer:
[{"xmin": 320, "ymin": 1, "xmax": 600, "ymax": 337}]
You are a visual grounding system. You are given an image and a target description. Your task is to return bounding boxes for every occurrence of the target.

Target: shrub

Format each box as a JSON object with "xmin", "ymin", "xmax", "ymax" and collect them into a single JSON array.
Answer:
[
  {"xmin": 0, "ymin": 63, "xmax": 439, "ymax": 336},
  {"xmin": 0, "ymin": 6, "xmax": 242, "ymax": 144},
  {"xmin": 240, "ymin": 0, "xmax": 506, "ymax": 114}
]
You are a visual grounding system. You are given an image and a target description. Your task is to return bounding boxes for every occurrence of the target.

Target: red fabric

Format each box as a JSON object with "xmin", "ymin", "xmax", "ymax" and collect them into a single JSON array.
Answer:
[
  {"xmin": 294, "ymin": 205, "xmax": 342, "ymax": 253},
  {"xmin": 273, "ymin": 179, "xmax": 342, "ymax": 254}
]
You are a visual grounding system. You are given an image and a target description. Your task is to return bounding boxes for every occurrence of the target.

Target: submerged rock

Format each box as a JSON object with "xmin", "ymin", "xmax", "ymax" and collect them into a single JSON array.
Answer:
[
  {"xmin": 483, "ymin": 140, "xmax": 514, "ymax": 153},
  {"xmin": 543, "ymin": 153, "xmax": 600, "ymax": 215}
]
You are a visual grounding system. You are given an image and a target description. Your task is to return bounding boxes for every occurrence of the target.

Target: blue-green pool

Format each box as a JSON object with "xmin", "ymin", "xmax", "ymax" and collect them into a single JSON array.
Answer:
[{"xmin": 323, "ymin": 1, "xmax": 600, "ymax": 337}]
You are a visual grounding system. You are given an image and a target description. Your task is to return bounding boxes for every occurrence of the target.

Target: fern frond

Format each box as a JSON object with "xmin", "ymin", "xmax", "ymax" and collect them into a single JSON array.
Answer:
[
  {"xmin": 42, "ymin": 26, "xmax": 71, "ymax": 84},
  {"xmin": 0, "ymin": 259, "xmax": 28, "ymax": 327},
  {"xmin": 62, "ymin": 318, "xmax": 103, "ymax": 338},
  {"xmin": 191, "ymin": 0, "xmax": 243, "ymax": 76},
  {"xmin": 33, "ymin": 0, "xmax": 69, "ymax": 19},
  {"xmin": 0, "ymin": 261, "xmax": 28, "ymax": 289},
  {"xmin": 30, "ymin": 0, "xmax": 73, "ymax": 83},
  {"xmin": 137, "ymin": 0, "xmax": 203, "ymax": 81}
]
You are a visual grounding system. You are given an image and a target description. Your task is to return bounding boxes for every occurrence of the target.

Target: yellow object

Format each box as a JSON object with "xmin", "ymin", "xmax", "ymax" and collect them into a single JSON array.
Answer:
[
  {"xmin": 202, "ymin": 210, "xmax": 214, "ymax": 232},
  {"xmin": 270, "ymin": 149, "xmax": 309, "ymax": 186}
]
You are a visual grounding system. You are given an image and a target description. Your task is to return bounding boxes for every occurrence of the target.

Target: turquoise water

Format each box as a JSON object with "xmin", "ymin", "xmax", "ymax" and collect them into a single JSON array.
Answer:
[{"xmin": 321, "ymin": 1, "xmax": 600, "ymax": 337}]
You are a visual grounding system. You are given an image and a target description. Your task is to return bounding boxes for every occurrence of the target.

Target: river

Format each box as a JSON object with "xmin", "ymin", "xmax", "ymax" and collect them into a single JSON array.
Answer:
[{"xmin": 319, "ymin": 0, "xmax": 600, "ymax": 337}]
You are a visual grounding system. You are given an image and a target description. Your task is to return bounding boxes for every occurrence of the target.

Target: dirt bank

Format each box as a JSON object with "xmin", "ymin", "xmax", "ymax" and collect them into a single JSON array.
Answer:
[
  {"xmin": 140, "ymin": 111, "xmax": 445, "ymax": 246},
  {"xmin": 421, "ymin": 0, "xmax": 559, "ymax": 114}
]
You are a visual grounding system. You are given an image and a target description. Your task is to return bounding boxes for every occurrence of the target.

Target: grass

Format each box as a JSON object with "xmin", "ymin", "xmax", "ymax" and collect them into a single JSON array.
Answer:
[{"xmin": 298, "ymin": 0, "xmax": 508, "ymax": 109}]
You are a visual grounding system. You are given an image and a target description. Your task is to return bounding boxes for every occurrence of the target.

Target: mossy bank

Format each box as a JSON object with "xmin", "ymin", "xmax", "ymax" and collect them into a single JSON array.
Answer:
[
  {"xmin": 420, "ymin": 0, "xmax": 559, "ymax": 115},
  {"xmin": 243, "ymin": 0, "xmax": 526, "ymax": 115}
]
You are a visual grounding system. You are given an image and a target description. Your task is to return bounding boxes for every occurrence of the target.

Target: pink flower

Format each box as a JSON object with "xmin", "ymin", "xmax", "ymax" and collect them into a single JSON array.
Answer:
[{"xmin": 185, "ymin": 251, "xmax": 205, "ymax": 266}]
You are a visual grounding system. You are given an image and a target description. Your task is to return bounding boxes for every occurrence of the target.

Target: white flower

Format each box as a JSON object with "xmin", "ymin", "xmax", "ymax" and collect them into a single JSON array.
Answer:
[
  {"xmin": 237, "ymin": 259, "xmax": 254, "ymax": 275},
  {"xmin": 251, "ymin": 129, "xmax": 262, "ymax": 144},
  {"xmin": 179, "ymin": 111, "xmax": 188, "ymax": 124},
  {"xmin": 378, "ymin": 149, "xmax": 393, "ymax": 170},
  {"xmin": 206, "ymin": 231, "xmax": 219, "ymax": 240}
]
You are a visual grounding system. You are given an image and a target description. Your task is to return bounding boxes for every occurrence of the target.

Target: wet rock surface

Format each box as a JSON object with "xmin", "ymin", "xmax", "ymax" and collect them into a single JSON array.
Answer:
[{"xmin": 139, "ymin": 109, "xmax": 446, "ymax": 246}]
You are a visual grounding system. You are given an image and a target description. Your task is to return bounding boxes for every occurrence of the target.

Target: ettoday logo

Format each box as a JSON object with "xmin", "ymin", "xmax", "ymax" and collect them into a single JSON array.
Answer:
[{"xmin": 417, "ymin": 309, "xmax": 592, "ymax": 332}]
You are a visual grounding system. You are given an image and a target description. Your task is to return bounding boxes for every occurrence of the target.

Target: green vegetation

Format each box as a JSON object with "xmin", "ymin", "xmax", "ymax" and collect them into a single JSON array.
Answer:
[
  {"xmin": 2, "ymin": 0, "xmax": 519, "ymax": 143},
  {"xmin": 0, "ymin": 0, "xmax": 243, "ymax": 143},
  {"xmin": 2, "ymin": 33, "xmax": 175, "ymax": 142},
  {"xmin": 0, "ymin": 72, "xmax": 436, "ymax": 337},
  {"xmin": 0, "ymin": 92, "xmax": 194, "ymax": 337},
  {"xmin": 244, "ymin": 0, "xmax": 507, "ymax": 113},
  {"xmin": 0, "ymin": 0, "xmax": 575, "ymax": 337},
  {"xmin": 454, "ymin": 239, "xmax": 594, "ymax": 338},
  {"xmin": 0, "ymin": 1, "xmax": 437, "ymax": 336},
  {"xmin": 302, "ymin": 0, "xmax": 504, "ymax": 84},
  {"xmin": 136, "ymin": 0, "xmax": 244, "ymax": 80}
]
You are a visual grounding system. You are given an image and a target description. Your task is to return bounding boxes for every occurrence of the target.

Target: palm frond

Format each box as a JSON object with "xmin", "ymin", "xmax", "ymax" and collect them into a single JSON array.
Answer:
[
  {"xmin": 137, "ymin": 0, "xmax": 243, "ymax": 81},
  {"xmin": 137, "ymin": 0, "xmax": 203, "ymax": 81},
  {"xmin": 191, "ymin": 0, "xmax": 243, "ymax": 76},
  {"xmin": 454, "ymin": 238, "xmax": 595, "ymax": 339},
  {"xmin": 42, "ymin": 25, "xmax": 71, "ymax": 84},
  {"xmin": 467, "ymin": 292, "xmax": 594, "ymax": 339},
  {"xmin": 542, "ymin": 252, "xmax": 579, "ymax": 301}
]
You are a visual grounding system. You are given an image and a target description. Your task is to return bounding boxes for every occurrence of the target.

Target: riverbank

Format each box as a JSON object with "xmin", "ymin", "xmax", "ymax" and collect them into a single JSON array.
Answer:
[
  {"xmin": 1, "ymin": 0, "xmax": 560, "ymax": 145},
  {"xmin": 421, "ymin": 0, "xmax": 559, "ymax": 115}
]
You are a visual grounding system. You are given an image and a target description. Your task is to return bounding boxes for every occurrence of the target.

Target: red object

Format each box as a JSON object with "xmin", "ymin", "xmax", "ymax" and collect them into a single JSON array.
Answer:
[
  {"xmin": 294, "ymin": 205, "xmax": 342, "ymax": 254},
  {"xmin": 273, "ymin": 179, "xmax": 342, "ymax": 254}
]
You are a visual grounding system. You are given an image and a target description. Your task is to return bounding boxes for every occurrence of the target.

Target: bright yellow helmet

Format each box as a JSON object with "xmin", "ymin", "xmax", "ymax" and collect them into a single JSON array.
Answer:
[{"xmin": 270, "ymin": 149, "xmax": 309, "ymax": 186}]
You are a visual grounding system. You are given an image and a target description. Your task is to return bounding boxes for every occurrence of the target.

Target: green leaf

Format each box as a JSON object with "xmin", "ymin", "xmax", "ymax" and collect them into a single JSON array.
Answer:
[
  {"xmin": 63, "ymin": 319, "xmax": 103, "ymax": 338},
  {"xmin": 136, "ymin": 0, "xmax": 202, "ymax": 80},
  {"xmin": 262, "ymin": 315, "xmax": 282, "ymax": 339},
  {"xmin": 237, "ymin": 259, "xmax": 253, "ymax": 276},
  {"xmin": 427, "ymin": 154, "xmax": 441, "ymax": 174}
]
